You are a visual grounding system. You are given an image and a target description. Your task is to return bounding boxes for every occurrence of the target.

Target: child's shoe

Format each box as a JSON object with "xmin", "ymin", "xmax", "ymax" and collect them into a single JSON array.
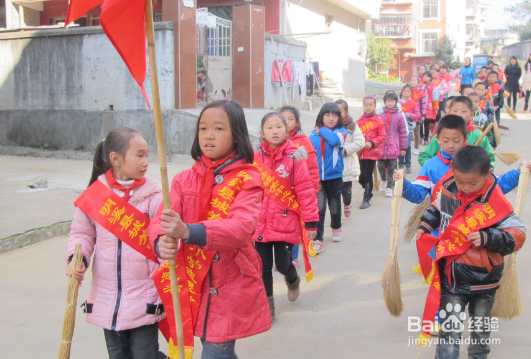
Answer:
[
  {"xmin": 344, "ymin": 205, "xmax": 352, "ymax": 217},
  {"xmin": 312, "ymin": 240, "xmax": 324, "ymax": 254},
  {"xmin": 386, "ymin": 188, "xmax": 393, "ymax": 197},
  {"xmin": 379, "ymin": 182, "xmax": 387, "ymax": 192},
  {"xmin": 360, "ymin": 184, "xmax": 372, "ymax": 209},
  {"xmin": 418, "ymin": 139, "xmax": 424, "ymax": 145},
  {"xmin": 268, "ymin": 296, "xmax": 275, "ymax": 322},
  {"xmin": 332, "ymin": 229, "xmax": 342, "ymax": 242},
  {"xmin": 286, "ymin": 274, "xmax": 301, "ymax": 302},
  {"xmin": 292, "ymin": 258, "xmax": 299, "ymax": 269},
  {"xmin": 406, "ymin": 167, "xmax": 412, "ymax": 174},
  {"xmin": 413, "ymin": 148, "xmax": 419, "ymax": 155}
]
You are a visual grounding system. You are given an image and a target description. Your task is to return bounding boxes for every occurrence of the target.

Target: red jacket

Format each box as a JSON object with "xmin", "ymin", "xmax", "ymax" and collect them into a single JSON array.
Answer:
[
  {"xmin": 253, "ymin": 140, "xmax": 319, "ymax": 245},
  {"xmin": 357, "ymin": 114, "xmax": 386, "ymax": 161},
  {"xmin": 148, "ymin": 159, "xmax": 271, "ymax": 342},
  {"xmin": 288, "ymin": 131, "xmax": 320, "ymax": 195}
]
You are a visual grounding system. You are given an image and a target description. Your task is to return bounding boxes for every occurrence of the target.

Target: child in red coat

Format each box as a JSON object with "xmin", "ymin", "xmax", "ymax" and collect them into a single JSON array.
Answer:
[
  {"xmin": 254, "ymin": 112, "xmax": 319, "ymax": 320},
  {"xmin": 357, "ymin": 96, "xmax": 386, "ymax": 209}
]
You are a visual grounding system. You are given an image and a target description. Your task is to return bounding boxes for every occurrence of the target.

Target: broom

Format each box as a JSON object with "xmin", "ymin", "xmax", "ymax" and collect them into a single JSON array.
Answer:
[
  {"xmin": 505, "ymin": 105, "xmax": 518, "ymax": 120},
  {"xmin": 403, "ymin": 195, "xmax": 431, "ymax": 244},
  {"xmin": 488, "ymin": 88, "xmax": 502, "ymax": 145},
  {"xmin": 474, "ymin": 123, "xmax": 520, "ymax": 165},
  {"xmin": 491, "ymin": 159, "xmax": 530, "ymax": 319},
  {"xmin": 58, "ymin": 244, "xmax": 83, "ymax": 359},
  {"xmin": 373, "ymin": 165, "xmax": 381, "ymax": 191},
  {"xmin": 382, "ymin": 168, "xmax": 405, "ymax": 317}
]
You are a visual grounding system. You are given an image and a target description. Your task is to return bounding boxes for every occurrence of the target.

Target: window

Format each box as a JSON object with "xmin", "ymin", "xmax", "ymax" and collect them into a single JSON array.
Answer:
[
  {"xmin": 423, "ymin": 0, "xmax": 438, "ymax": 19},
  {"xmin": 422, "ymin": 32, "xmax": 438, "ymax": 53}
]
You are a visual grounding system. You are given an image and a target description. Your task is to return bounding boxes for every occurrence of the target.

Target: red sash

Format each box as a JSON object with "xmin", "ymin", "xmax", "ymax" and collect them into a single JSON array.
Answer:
[
  {"xmin": 480, "ymin": 99, "xmax": 487, "ymax": 110},
  {"xmin": 153, "ymin": 165, "xmax": 262, "ymax": 358},
  {"xmin": 416, "ymin": 170, "xmax": 513, "ymax": 345},
  {"xmin": 412, "ymin": 87, "xmax": 425, "ymax": 101},
  {"xmin": 357, "ymin": 115, "xmax": 384, "ymax": 134},
  {"xmin": 401, "ymin": 99, "xmax": 418, "ymax": 113},
  {"xmin": 253, "ymin": 157, "xmax": 315, "ymax": 282},
  {"xmin": 433, "ymin": 77, "xmax": 442, "ymax": 87},
  {"xmin": 487, "ymin": 83, "xmax": 502, "ymax": 99},
  {"xmin": 74, "ymin": 180, "xmax": 158, "ymax": 263}
]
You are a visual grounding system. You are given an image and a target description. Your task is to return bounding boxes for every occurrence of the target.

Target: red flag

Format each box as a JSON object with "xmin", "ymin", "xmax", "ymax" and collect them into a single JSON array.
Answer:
[
  {"xmin": 66, "ymin": 0, "xmax": 103, "ymax": 25},
  {"xmin": 66, "ymin": 0, "xmax": 150, "ymax": 108}
]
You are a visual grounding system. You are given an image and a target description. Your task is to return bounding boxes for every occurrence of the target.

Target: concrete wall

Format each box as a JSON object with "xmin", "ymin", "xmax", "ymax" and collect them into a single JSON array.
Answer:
[
  {"xmin": 365, "ymin": 80, "xmax": 405, "ymax": 99},
  {"xmin": 264, "ymin": 33, "xmax": 307, "ymax": 110},
  {"xmin": 282, "ymin": 0, "xmax": 367, "ymax": 98},
  {"xmin": 0, "ymin": 22, "xmax": 175, "ymax": 111},
  {"xmin": 502, "ymin": 41, "xmax": 531, "ymax": 62}
]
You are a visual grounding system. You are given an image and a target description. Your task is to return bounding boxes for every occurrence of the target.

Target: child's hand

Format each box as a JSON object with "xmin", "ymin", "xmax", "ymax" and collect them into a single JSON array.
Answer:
[
  {"xmin": 467, "ymin": 232, "xmax": 483, "ymax": 247},
  {"xmin": 66, "ymin": 261, "xmax": 87, "ymax": 287},
  {"xmin": 393, "ymin": 169, "xmax": 405, "ymax": 183},
  {"xmin": 416, "ymin": 229, "xmax": 427, "ymax": 240},
  {"xmin": 519, "ymin": 161, "xmax": 531, "ymax": 172},
  {"xmin": 158, "ymin": 235, "xmax": 181, "ymax": 260},
  {"xmin": 306, "ymin": 230, "xmax": 317, "ymax": 241},
  {"xmin": 160, "ymin": 209, "xmax": 190, "ymax": 240},
  {"xmin": 314, "ymin": 126, "xmax": 320, "ymax": 134},
  {"xmin": 400, "ymin": 150, "xmax": 406, "ymax": 157},
  {"xmin": 364, "ymin": 142, "xmax": 372, "ymax": 149}
]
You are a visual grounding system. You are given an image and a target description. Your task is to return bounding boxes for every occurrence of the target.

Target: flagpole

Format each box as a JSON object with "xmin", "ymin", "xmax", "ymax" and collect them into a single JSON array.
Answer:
[{"xmin": 145, "ymin": 1, "xmax": 186, "ymax": 359}]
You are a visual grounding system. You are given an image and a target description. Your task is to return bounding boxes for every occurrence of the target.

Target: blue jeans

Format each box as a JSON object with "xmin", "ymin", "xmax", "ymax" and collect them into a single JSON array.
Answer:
[
  {"xmin": 399, "ymin": 132, "xmax": 413, "ymax": 167},
  {"xmin": 201, "ymin": 339, "xmax": 238, "ymax": 359},
  {"xmin": 292, "ymin": 244, "xmax": 299, "ymax": 259},
  {"xmin": 104, "ymin": 323, "xmax": 166, "ymax": 359}
]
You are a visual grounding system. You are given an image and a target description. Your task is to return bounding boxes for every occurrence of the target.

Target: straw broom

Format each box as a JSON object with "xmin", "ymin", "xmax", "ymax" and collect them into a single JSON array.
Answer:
[
  {"xmin": 492, "ymin": 159, "xmax": 530, "ymax": 319},
  {"xmin": 145, "ymin": 2, "xmax": 185, "ymax": 358},
  {"xmin": 58, "ymin": 244, "xmax": 83, "ymax": 359},
  {"xmin": 374, "ymin": 165, "xmax": 381, "ymax": 191},
  {"xmin": 505, "ymin": 105, "xmax": 518, "ymax": 120},
  {"xmin": 382, "ymin": 168, "xmax": 405, "ymax": 317},
  {"xmin": 403, "ymin": 195, "xmax": 431, "ymax": 244},
  {"xmin": 474, "ymin": 123, "xmax": 520, "ymax": 165}
]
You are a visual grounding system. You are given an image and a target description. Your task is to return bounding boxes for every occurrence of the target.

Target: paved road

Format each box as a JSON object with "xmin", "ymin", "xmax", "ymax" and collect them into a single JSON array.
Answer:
[{"xmin": 1, "ymin": 120, "xmax": 530, "ymax": 358}]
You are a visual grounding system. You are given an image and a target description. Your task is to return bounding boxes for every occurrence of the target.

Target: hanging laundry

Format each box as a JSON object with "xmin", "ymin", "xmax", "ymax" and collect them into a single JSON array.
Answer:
[
  {"xmin": 291, "ymin": 61, "xmax": 299, "ymax": 100},
  {"xmin": 283, "ymin": 59, "xmax": 293, "ymax": 88},
  {"xmin": 272, "ymin": 59, "xmax": 283, "ymax": 87}
]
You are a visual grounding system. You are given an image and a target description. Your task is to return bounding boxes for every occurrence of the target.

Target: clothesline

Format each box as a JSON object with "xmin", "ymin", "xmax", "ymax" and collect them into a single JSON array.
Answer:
[{"xmin": 269, "ymin": 51, "xmax": 317, "ymax": 61}]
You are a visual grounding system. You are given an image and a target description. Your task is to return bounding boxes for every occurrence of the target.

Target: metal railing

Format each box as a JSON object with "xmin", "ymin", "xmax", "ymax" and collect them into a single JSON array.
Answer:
[{"xmin": 373, "ymin": 15, "xmax": 417, "ymax": 38}]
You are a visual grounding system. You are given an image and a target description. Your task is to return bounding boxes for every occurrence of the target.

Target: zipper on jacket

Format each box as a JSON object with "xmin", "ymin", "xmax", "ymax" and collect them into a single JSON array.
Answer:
[
  {"xmin": 201, "ymin": 265, "xmax": 214, "ymax": 341},
  {"xmin": 111, "ymin": 239, "xmax": 123, "ymax": 330}
]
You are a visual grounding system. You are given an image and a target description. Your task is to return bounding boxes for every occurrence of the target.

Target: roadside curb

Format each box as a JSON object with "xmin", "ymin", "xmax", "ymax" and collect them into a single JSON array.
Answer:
[{"xmin": 0, "ymin": 220, "xmax": 71, "ymax": 254}]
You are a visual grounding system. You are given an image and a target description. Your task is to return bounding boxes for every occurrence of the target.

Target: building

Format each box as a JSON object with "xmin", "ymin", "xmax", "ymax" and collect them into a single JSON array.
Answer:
[{"xmin": 373, "ymin": 0, "xmax": 466, "ymax": 80}]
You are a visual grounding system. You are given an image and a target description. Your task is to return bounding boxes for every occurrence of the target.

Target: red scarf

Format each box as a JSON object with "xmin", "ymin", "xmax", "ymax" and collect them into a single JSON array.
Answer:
[
  {"xmin": 454, "ymin": 175, "xmax": 493, "ymax": 220},
  {"xmin": 105, "ymin": 170, "xmax": 146, "ymax": 201},
  {"xmin": 195, "ymin": 152, "xmax": 236, "ymax": 222},
  {"xmin": 263, "ymin": 140, "xmax": 285, "ymax": 170},
  {"xmin": 467, "ymin": 120, "xmax": 476, "ymax": 133},
  {"xmin": 436, "ymin": 151, "xmax": 451, "ymax": 165},
  {"xmin": 288, "ymin": 128, "xmax": 297, "ymax": 139}
]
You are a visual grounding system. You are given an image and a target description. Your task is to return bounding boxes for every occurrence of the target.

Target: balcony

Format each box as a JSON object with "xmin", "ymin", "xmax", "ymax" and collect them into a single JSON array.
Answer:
[{"xmin": 373, "ymin": 15, "xmax": 417, "ymax": 39}]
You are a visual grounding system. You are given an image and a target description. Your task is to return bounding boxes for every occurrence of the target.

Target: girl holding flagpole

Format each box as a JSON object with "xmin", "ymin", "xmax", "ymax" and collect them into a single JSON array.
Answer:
[
  {"xmin": 398, "ymin": 84, "xmax": 421, "ymax": 173},
  {"xmin": 151, "ymin": 100, "xmax": 270, "ymax": 359},
  {"xmin": 66, "ymin": 127, "xmax": 167, "ymax": 359}
]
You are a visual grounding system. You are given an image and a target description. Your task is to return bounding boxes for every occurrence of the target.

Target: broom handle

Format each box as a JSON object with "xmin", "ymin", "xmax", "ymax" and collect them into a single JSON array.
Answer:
[
  {"xmin": 145, "ymin": 2, "xmax": 185, "ymax": 359},
  {"xmin": 514, "ymin": 159, "xmax": 530, "ymax": 217},
  {"xmin": 474, "ymin": 123, "xmax": 494, "ymax": 146},
  {"xmin": 488, "ymin": 87, "xmax": 502, "ymax": 144}
]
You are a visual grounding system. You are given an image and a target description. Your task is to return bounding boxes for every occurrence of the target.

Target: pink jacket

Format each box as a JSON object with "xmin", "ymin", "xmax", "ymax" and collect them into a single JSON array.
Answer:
[
  {"xmin": 379, "ymin": 107, "xmax": 408, "ymax": 160},
  {"xmin": 413, "ymin": 84, "xmax": 427, "ymax": 116},
  {"xmin": 148, "ymin": 159, "xmax": 271, "ymax": 342},
  {"xmin": 66, "ymin": 176, "xmax": 164, "ymax": 331},
  {"xmin": 253, "ymin": 140, "xmax": 319, "ymax": 245},
  {"xmin": 399, "ymin": 99, "xmax": 421, "ymax": 123}
]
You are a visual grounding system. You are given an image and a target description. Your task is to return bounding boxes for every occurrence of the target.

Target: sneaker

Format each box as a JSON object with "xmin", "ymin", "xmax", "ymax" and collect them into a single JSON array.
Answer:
[
  {"xmin": 413, "ymin": 148, "xmax": 419, "ymax": 155},
  {"xmin": 406, "ymin": 167, "xmax": 412, "ymax": 174},
  {"xmin": 292, "ymin": 258, "xmax": 299, "ymax": 269},
  {"xmin": 344, "ymin": 205, "xmax": 352, "ymax": 217},
  {"xmin": 332, "ymin": 229, "xmax": 342, "ymax": 242},
  {"xmin": 359, "ymin": 199, "xmax": 371, "ymax": 209},
  {"xmin": 386, "ymin": 188, "xmax": 393, "ymax": 197},
  {"xmin": 379, "ymin": 181, "xmax": 387, "ymax": 192},
  {"xmin": 423, "ymin": 140, "xmax": 429, "ymax": 146},
  {"xmin": 312, "ymin": 240, "xmax": 324, "ymax": 254},
  {"xmin": 418, "ymin": 139, "xmax": 424, "ymax": 145}
]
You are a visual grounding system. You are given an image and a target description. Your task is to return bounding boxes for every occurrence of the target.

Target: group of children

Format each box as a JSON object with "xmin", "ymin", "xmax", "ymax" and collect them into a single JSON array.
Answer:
[{"xmin": 65, "ymin": 82, "xmax": 527, "ymax": 358}]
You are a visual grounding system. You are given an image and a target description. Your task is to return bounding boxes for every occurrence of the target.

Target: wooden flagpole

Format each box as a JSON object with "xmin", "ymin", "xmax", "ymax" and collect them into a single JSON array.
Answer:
[{"xmin": 145, "ymin": 1, "xmax": 186, "ymax": 359}]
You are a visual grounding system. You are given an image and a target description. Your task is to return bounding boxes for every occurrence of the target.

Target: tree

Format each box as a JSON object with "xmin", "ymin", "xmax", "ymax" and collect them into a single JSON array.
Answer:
[
  {"xmin": 505, "ymin": 1, "xmax": 531, "ymax": 41},
  {"xmin": 366, "ymin": 36, "xmax": 398, "ymax": 78},
  {"xmin": 432, "ymin": 36, "xmax": 462, "ymax": 69}
]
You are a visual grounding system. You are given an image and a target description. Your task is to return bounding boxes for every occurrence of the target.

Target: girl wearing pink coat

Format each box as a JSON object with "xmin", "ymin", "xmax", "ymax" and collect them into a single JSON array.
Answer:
[
  {"xmin": 66, "ymin": 128, "xmax": 166, "ymax": 359},
  {"xmin": 254, "ymin": 112, "xmax": 319, "ymax": 320}
]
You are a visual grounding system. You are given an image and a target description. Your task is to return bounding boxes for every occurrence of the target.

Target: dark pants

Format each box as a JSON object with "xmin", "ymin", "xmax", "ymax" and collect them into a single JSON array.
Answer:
[
  {"xmin": 342, "ymin": 181, "xmax": 353, "ymax": 206},
  {"xmin": 399, "ymin": 132, "xmax": 413, "ymax": 167},
  {"xmin": 104, "ymin": 323, "xmax": 166, "ymax": 359},
  {"xmin": 507, "ymin": 91, "xmax": 518, "ymax": 110},
  {"xmin": 255, "ymin": 241, "xmax": 297, "ymax": 297},
  {"xmin": 201, "ymin": 338, "xmax": 238, "ymax": 359},
  {"xmin": 377, "ymin": 159, "xmax": 398, "ymax": 189},
  {"xmin": 495, "ymin": 108, "xmax": 500, "ymax": 124},
  {"xmin": 435, "ymin": 290, "xmax": 496, "ymax": 359},
  {"xmin": 316, "ymin": 177, "xmax": 342, "ymax": 242},
  {"xmin": 525, "ymin": 90, "xmax": 530, "ymax": 110},
  {"xmin": 424, "ymin": 118, "xmax": 435, "ymax": 141},
  {"xmin": 359, "ymin": 159, "xmax": 376, "ymax": 194}
]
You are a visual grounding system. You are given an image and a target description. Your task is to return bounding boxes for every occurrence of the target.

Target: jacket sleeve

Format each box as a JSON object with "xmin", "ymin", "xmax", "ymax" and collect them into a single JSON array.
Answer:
[
  {"xmin": 419, "ymin": 204, "xmax": 441, "ymax": 234},
  {"xmin": 303, "ymin": 146, "xmax": 320, "ymax": 194},
  {"xmin": 403, "ymin": 180, "xmax": 430, "ymax": 204},
  {"xmin": 477, "ymin": 134, "xmax": 496, "ymax": 169},
  {"xmin": 66, "ymin": 208, "xmax": 97, "ymax": 267},
  {"xmin": 432, "ymin": 87, "xmax": 440, "ymax": 102},
  {"xmin": 418, "ymin": 140, "xmax": 440, "ymax": 166},
  {"xmin": 409, "ymin": 105, "xmax": 421, "ymax": 122},
  {"xmin": 420, "ymin": 95, "xmax": 427, "ymax": 116},
  {"xmin": 343, "ymin": 126, "xmax": 365, "ymax": 155},
  {"xmin": 471, "ymin": 68, "xmax": 476, "ymax": 82},
  {"xmin": 201, "ymin": 186, "xmax": 263, "ymax": 252},
  {"xmin": 319, "ymin": 127, "xmax": 345, "ymax": 147},
  {"xmin": 481, "ymin": 213, "xmax": 526, "ymax": 255},
  {"xmin": 496, "ymin": 88, "xmax": 505, "ymax": 108},
  {"xmin": 293, "ymin": 158, "xmax": 319, "ymax": 226},
  {"xmin": 398, "ymin": 115, "xmax": 408, "ymax": 150},
  {"xmin": 372, "ymin": 123, "xmax": 387, "ymax": 147},
  {"xmin": 497, "ymin": 169, "xmax": 520, "ymax": 194}
]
